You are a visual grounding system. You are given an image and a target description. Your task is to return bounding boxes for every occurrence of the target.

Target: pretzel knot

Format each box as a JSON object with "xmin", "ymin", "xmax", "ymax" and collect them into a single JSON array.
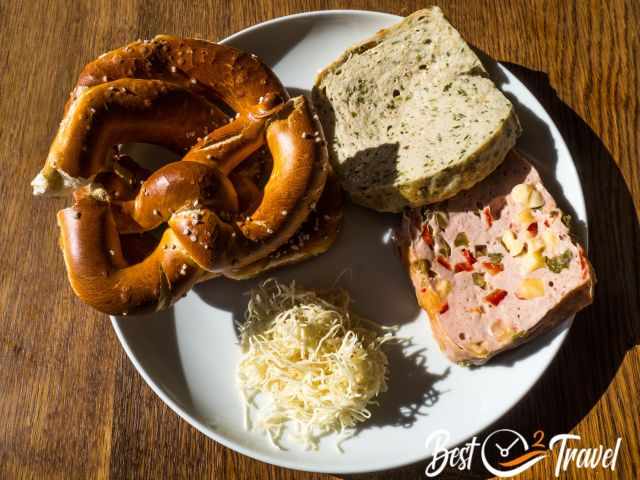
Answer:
[{"xmin": 31, "ymin": 36, "xmax": 342, "ymax": 315}]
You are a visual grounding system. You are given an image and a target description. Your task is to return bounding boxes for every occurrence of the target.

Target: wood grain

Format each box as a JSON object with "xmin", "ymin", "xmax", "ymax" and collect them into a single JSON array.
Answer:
[{"xmin": 0, "ymin": 0, "xmax": 638, "ymax": 479}]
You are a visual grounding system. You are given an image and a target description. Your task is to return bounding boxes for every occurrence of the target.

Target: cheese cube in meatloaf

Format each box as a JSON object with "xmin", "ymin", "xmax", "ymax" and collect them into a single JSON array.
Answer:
[{"xmin": 397, "ymin": 150, "xmax": 594, "ymax": 365}]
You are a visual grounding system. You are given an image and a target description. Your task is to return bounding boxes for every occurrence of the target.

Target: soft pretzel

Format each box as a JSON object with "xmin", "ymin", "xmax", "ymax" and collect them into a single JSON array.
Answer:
[
  {"xmin": 221, "ymin": 171, "xmax": 343, "ymax": 280},
  {"xmin": 32, "ymin": 36, "xmax": 339, "ymax": 315},
  {"xmin": 111, "ymin": 172, "xmax": 344, "ymax": 285}
]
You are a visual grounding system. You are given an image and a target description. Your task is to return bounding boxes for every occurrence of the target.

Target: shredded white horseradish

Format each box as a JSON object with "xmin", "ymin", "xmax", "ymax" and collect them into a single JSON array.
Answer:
[{"xmin": 237, "ymin": 279, "xmax": 393, "ymax": 451}]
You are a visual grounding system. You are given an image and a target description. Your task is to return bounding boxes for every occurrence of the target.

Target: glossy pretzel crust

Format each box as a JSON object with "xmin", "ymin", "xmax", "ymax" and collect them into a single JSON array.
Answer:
[{"xmin": 32, "ymin": 36, "xmax": 342, "ymax": 314}]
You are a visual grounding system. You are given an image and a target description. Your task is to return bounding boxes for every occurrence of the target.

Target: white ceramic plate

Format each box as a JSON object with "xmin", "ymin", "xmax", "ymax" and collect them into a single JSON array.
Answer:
[{"xmin": 112, "ymin": 10, "xmax": 587, "ymax": 474}]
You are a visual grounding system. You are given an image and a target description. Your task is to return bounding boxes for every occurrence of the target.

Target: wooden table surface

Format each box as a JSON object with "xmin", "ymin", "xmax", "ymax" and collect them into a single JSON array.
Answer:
[{"xmin": 1, "ymin": 0, "xmax": 638, "ymax": 478}]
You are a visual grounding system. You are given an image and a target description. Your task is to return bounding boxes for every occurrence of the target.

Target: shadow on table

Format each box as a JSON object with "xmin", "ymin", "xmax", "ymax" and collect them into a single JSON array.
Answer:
[{"xmin": 334, "ymin": 61, "xmax": 640, "ymax": 480}]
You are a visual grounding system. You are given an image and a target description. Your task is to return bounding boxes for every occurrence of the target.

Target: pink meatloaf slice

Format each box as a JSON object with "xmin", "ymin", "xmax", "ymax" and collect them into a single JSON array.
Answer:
[{"xmin": 397, "ymin": 151, "xmax": 594, "ymax": 365}]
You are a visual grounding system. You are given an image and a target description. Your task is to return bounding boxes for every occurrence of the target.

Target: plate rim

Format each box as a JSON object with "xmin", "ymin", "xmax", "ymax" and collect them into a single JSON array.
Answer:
[{"xmin": 111, "ymin": 8, "xmax": 586, "ymax": 474}]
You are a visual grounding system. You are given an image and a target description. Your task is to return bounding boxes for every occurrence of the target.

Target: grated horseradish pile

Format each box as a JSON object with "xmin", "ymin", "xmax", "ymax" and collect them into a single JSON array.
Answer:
[{"xmin": 237, "ymin": 279, "xmax": 392, "ymax": 450}]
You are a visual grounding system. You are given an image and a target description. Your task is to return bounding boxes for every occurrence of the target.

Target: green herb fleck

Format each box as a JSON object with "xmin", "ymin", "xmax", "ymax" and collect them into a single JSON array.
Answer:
[
  {"xmin": 545, "ymin": 250, "xmax": 573, "ymax": 273},
  {"xmin": 512, "ymin": 331, "xmax": 527, "ymax": 341},
  {"xmin": 454, "ymin": 232, "xmax": 469, "ymax": 247},
  {"xmin": 437, "ymin": 234, "xmax": 451, "ymax": 257},
  {"xmin": 412, "ymin": 259, "xmax": 430, "ymax": 274},
  {"xmin": 472, "ymin": 272, "xmax": 487, "ymax": 289},
  {"xmin": 474, "ymin": 244, "xmax": 488, "ymax": 257},
  {"xmin": 488, "ymin": 253, "xmax": 503, "ymax": 264},
  {"xmin": 435, "ymin": 212, "xmax": 449, "ymax": 229}
]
